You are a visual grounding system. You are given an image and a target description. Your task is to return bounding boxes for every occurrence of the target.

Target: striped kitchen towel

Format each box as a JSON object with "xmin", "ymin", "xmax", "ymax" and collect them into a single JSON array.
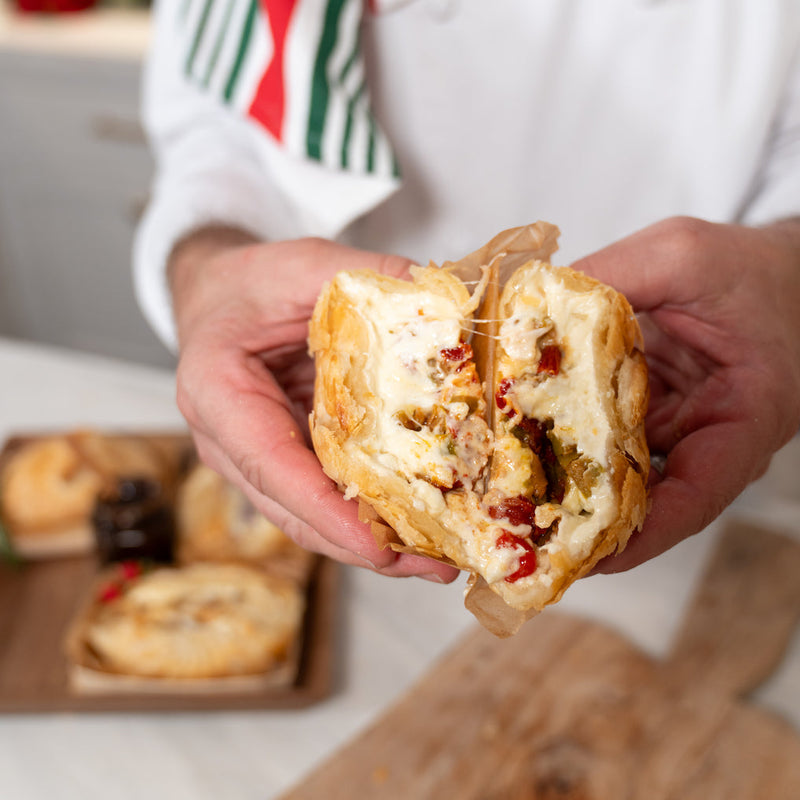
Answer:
[{"xmin": 179, "ymin": 0, "xmax": 401, "ymax": 181}]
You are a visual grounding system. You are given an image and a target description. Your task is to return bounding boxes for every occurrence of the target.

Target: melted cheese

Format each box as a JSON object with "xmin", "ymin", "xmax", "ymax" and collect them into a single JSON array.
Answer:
[
  {"xmin": 336, "ymin": 273, "xmax": 476, "ymax": 486},
  {"xmin": 492, "ymin": 268, "xmax": 616, "ymax": 571},
  {"xmin": 508, "ymin": 274, "xmax": 610, "ymax": 466},
  {"xmin": 330, "ymin": 266, "xmax": 621, "ymax": 589}
]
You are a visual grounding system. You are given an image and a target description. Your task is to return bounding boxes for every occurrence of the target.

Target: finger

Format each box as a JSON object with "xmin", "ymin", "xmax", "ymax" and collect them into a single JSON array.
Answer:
[
  {"xmin": 570, "ymin": 217, "xmax": 721, "ymax": 312},
  {"xmin": 593, "ymin": 419, "xmax": 772, "ymax": 574},
  {"xmin": 190, "ymin": 392, "xmax": 458, "ymax": 583},
  {"xmin": 194, "ymin": 429, "xmax": 459, "ymax": 581}
]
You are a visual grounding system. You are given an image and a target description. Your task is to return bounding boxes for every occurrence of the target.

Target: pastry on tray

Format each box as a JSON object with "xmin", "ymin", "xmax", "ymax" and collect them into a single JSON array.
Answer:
[
  {"xmin": 175, "ymin": 463, "xmax": 314, "ymax": 582},
  {"xmin": 0, "ymin": 430, "xmax": 188, "ymax": 559},
  {"xmin": 64, "ymin": 561, "xmax": 307, "ymax": 694}
]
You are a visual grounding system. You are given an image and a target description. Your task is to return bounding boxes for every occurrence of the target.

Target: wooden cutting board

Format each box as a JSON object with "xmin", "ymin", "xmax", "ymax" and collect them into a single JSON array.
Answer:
[{"xmin": 281, "ymin": 521, "xmax": 800, "ymax": 799}]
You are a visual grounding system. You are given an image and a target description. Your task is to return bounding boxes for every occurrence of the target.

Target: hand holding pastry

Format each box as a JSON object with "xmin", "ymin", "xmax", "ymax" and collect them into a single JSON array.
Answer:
[
  {"xmin": 309, "ymin": 223, "xmax": 649, "ymax": 630},
  {"xmin": 168, "ymin": 227, "xmax": 459, "ymax": 583},
  {"xmin": 573, "ymin": 216, "xmax": 800, "ymax": 573}
]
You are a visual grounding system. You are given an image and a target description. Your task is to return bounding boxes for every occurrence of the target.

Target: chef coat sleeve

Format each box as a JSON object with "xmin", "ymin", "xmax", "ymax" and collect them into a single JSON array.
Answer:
[{"xmin": 133, "ymin": 0, "xmax": 399, "ymax": 351}]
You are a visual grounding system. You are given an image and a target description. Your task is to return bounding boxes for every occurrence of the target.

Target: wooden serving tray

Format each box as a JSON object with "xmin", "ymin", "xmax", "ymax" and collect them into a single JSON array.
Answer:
[
  {"xmin": 0, "ymin": 553, "xmax": 339, "ymax": 712},
  {"xmin": 0, "ymin": 429, "xmax": 341, "ymax": 711}
]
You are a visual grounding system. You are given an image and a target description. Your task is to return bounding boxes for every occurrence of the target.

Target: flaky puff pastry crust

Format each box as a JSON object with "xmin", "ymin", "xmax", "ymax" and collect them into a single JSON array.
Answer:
[
  {"xmin": 309, "ymin": 224, "xmax": 649, "ymax": 636},
  {"xmin": 0, "ymin": 431, "xmax": 186, "ymax": 558},
  {"xmin": 309, "ymin": 267, "xmax": 490, "ymax": 568},
  {"xmin": 480, "ymin": 259, "xmax": 649, "ymax": 617},
  {"xmin": 65, "ymin": 563, "xmax": 305, "ymax": 681},
  {"xmin": 176, "ymin": 462, "xmax": 315, "ymax": 583}
]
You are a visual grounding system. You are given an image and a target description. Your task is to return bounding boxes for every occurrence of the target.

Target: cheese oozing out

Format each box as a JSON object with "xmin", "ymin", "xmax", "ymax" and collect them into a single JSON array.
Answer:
[
  {"xmin": 485, "ymin": 267, "xmax": 616, "ymax": 583},
  {"xmin": 335, "ymin": 272, "xmax": 490, "ymax": 500},
  {"xmin": 331, "ymin": 266, "xmax": 618, "ymax": 589}
]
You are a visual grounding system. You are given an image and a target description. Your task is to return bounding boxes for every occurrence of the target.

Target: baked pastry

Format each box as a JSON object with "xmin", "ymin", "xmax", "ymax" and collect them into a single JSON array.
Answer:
[
  {"xmin": 175, "ymin": 463, "xmax": 314, "ymax": 582},
  {"xmin": 0, "ymin": 430, "xmax": 185, "ymax": 558},
  {"xmin": 309, "ymin": 223, "xmax": 649, "ymax": 634},
  {"xmin": 65, "ymin": 561, "xmax": 306, "ymax": 685}
]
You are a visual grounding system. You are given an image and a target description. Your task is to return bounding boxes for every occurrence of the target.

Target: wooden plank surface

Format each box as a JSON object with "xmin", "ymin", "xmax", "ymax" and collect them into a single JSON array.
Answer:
[{"xmin": 280, "ymin": 522, "xmax": 800, "ymax": 800}]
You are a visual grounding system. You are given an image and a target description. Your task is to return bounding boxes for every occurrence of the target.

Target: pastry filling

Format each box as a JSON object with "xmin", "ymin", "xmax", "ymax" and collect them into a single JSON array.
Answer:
[
  {"xmin": 338, "ymin": 273, "xmax": 492, "ymax": 497},
  {"xmin": 393, "ymin": 340, "xmax": 490, "ymax": 491},
  {"xmin": 335, "ymin": 267, "xmax": 616, "ymax": 587},
  {"xmin": 481, "ymin": 272, "xmax": 614, "ymax": 585}
]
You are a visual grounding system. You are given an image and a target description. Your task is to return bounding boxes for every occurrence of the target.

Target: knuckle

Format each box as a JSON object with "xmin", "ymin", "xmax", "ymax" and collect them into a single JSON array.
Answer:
[
  {"xmin": 657, "ymin": 215, "xmax": 714, "ymax": 258},
  {"xmin": 174, "ymin": 370, "xmax": 199, "ymax": 427}
]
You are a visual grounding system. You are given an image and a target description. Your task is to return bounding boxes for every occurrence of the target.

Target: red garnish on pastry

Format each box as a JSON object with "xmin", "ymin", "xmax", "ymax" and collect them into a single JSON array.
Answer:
[
  {"xmin": 98, "ymin": 582, "xmax": 122, "ymax": 603},
  {"xmin": 119, "ymin": 560, "xmax": 143, "ymax": 581},
  {"xmin": 537, "ymin": 344, "xmax": 562, "ymax": 375},
  {"xmin": 505, "ymin": 552, "xmax": 537, "ymax": 583}
]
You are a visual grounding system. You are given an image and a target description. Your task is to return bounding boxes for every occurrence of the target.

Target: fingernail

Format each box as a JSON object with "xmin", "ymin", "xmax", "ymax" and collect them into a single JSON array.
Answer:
[
  {"xmin": 420, "ymin": 571, "xmax": 448, "ymax": 584},
  {"xmin": 353, "ymin": 551, "xmax": 380, "ymax": 569}
]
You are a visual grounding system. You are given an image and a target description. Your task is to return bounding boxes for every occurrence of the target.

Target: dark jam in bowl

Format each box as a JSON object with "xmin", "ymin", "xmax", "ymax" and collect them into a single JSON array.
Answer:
[{"xmin": 92, "ymin": 478, "xmax": 175, "ymax": 565}]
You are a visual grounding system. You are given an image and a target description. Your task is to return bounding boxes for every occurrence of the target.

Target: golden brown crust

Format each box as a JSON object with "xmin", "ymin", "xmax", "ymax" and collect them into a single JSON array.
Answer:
[
  {"xmin": 0, "ymin": 431, "xmax": 187, "ymax": 558},
  {"xmin": 64, "ymin": 562, "xmax": 305, "ymax": 682},
  {"xmin": 310, "ymin": 268, "xmax": 485, "ymax": 565},
  {"xmin": 309, "ymin": 224, "xmax": 649, "ymax": 635},
  {"xmin": 1, "ymin": 437, "xmax": 101, "ymax": 532},
  {"xmin": 175, "ymin": 463, "xmax": 315, "ymax": 582}
]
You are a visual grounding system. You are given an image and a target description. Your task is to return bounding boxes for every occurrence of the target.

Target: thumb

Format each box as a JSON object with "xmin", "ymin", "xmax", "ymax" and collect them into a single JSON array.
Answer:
[{"xmin": 570, "ymin": 217, "xmax": 712, "ymax": 312}]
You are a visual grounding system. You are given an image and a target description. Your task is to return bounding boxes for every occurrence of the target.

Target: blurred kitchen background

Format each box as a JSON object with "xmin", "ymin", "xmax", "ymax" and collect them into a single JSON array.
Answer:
[{"xmin": 0, "ymin": 1, "xmax": 176, "ymax": 368}]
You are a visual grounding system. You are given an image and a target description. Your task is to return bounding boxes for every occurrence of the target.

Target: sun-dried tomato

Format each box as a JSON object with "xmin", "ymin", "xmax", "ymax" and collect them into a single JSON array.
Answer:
[
  {"xmin": 493, "ymin": 517, "xmax": 540, "ymax": 583},
  {"xmin": 440, "ymin": 342, "xmax": 473, "ymax": 363},
  {"xmin": 512, "ymin": 417, "xmax": 550, "ymax": 456},
  {"xmin": 537, "ymin": 344, "xmax": 562, "ymax": 375},
  {"xmin": 495, "ymin": 531, "xmax": 533, "ymax": 551},
  {"xmin": 490, "ymin": 496, "xmax": 553, "ymax": 541},
  {"xmin": 495, "ymin": 378, "xmax": 514, "ymax": 413},
  {"xmin": 505, "ymin": 552, "xmax": 537, "ymax": 583},
  {"xmin": 489, "ymin": 496, "xmax": 537, "ymax": 528},
  {"xmin": 512, "ymin": 418, "xmax": 566, "ymax": 504}
]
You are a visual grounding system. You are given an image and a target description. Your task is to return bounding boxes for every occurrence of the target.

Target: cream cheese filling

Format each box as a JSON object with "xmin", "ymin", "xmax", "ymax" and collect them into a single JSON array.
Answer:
[
  {"xmin": 332, "ymin": 266, "xmax": 619, "ymax": 587},
  {"xmin": 335, "ymin": 272, "xmax": 481, "ymax": 488},
  {"xmin": 486, "ymin": 268, "xmax": 616, "ymax": 578}
]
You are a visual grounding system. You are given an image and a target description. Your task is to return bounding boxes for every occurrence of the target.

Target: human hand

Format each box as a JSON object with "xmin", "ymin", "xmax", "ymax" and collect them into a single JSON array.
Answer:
[
  {"xmin": 572, "ymin": 216, "xmax": 800, "ymax": 572},
  {"xmin": 169, "ymin": 228, "xmax": 459, "ymax": 582}
]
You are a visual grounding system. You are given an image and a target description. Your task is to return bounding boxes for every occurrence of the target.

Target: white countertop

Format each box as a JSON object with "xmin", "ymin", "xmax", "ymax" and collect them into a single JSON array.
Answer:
[{"xmin": 1, "ymin": 336, "xmax": 798, "ymax": 799}]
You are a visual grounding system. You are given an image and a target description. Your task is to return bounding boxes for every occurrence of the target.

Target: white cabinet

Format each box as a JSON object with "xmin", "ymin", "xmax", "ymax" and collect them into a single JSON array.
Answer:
[{"xmin": 0, "ymin": 15, "xmax": 174, "ymax": 368}]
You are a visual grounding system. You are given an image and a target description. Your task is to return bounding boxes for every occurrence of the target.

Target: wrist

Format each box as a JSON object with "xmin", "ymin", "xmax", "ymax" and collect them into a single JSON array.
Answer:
[
  {"xmin": 168, "ymin": 225, "xmax": 261, "ymax": 343},
  {"xmin": 169, "ymin": 224, "xmax": 260, "ymax": 296}
]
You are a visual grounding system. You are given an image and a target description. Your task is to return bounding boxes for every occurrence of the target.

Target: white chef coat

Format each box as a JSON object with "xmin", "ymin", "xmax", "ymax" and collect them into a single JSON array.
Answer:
[{"xmin": 134, "ymin": 0, "xmax": 800, "ymax": 350}]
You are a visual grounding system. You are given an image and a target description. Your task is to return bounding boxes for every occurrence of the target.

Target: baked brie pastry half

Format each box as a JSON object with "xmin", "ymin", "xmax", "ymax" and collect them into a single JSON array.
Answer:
[
  {"xmin": 65, "ymin": 562, "xmax": 305, "ymax": 684},
  {"xmin": 309, "ymin": 224, "xmax": 649, "ymax": 634}
]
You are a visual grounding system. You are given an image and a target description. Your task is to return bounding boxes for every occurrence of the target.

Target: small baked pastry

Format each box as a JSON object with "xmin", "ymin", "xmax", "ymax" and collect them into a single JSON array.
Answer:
[
  {"xmin": 0, "ymin": 430, "xmax": 184, "ymax": 558},
  {"xmin": 65, "ymin": 561, "xmax": 306, "ymax": 685},
  {"xmin": 309, "ymin": 223, "xmax": 649, "ymax": 634},
  {"xmin": 175, "ymin": 463, "xmax": 314, "ymax": 582}
]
